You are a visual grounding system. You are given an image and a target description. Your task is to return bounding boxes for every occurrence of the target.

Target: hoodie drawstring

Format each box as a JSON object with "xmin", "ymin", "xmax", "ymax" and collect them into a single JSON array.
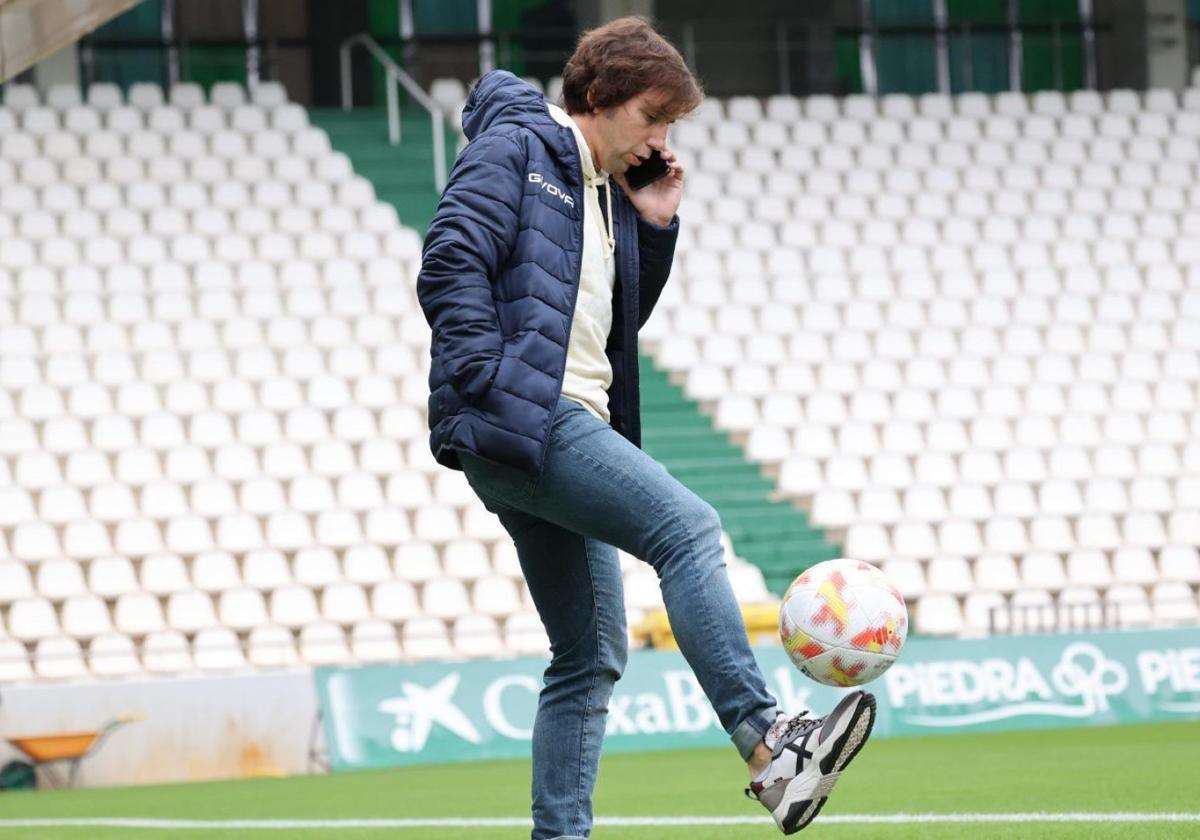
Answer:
[
  {"xmin": 585, "ymin": 169, "xmax": 616, "ymax": 260},
  {"xmin": 603, "ymin": 179, "xmax": 615, "ymax": 256}
]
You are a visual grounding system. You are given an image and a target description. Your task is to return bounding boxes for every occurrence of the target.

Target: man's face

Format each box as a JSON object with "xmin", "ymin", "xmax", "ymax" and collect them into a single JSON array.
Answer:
[{"xmin": 591, "ymin": 89, "xmax": 673, "ymax": 174}]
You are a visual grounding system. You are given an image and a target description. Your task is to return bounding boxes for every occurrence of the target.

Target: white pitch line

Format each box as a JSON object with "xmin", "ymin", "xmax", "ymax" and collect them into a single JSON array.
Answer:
[{"xmin": 0, "ymin": 813, "xmax": 1198, "ymax": 830}]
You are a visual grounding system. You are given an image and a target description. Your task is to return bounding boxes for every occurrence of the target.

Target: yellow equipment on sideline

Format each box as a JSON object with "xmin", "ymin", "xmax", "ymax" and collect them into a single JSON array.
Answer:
[
  {"xmin": 632, "ymin": 603, "xmax": 780, "ymax": 651},
  {"xmin": 4, "ymin": 712, "xmax": 143, "ymax": 788}
]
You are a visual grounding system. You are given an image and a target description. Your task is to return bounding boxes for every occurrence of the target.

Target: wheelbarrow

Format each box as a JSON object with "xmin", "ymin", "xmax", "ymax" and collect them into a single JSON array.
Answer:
[{"xmin": 4, "ymin": 713, "xmax": 143, "ymax": 788}]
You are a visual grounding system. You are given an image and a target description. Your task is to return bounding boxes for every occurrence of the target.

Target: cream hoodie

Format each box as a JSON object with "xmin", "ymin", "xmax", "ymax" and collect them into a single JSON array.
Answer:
[{"xmin": 548, "ymin": 102, "xmax": 616, "ymax": 422}]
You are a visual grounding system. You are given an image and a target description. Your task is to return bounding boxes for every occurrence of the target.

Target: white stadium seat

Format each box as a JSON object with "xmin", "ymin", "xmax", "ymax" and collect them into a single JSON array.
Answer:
[
  {"xmin": 403, "ymin": 616, "xmax": 454, "ymax": 660},
  {"xmin": 89, "ymin": 632, "xmax": 143, "ymax": 678},
  {"xmin": 194, "ymin": 627, "xmax": 249, "ymax": 671},
  {"xmin": 9, "ymin": 597, "xmax": 60, "ymax": 641},
  {"xmin": 247, "ymin": 625, "xmax": 300, "ymax": 668},
  {"xmin": 504, "ymin": 611, "xmax": 551, "ymax": 656},
  {"xmin": 351, "ymin": 620, "xmax": 403, "ymax": 662},
  {"xmin": 0, "ymin": 639, "xmax": 34, "ymax": 682},
  {"xmin": 218, "ymin": 587, "xmax": 270, "ymax": 631},
  {"xmin": 270, "ymin": 585, "xmax": 320, "ymax": 629},
  {"xmin": 166, "ymin": 589, "xmax": 218, "ymax": 633},
  {"xmin": 453, "ymin": 614, "xmax": 505, "ymax": 657},
  {"xmin": 114, "ymin": 592, "xmax": 165, "ymax": 636},
  {"xmin": 35, "ymin": 636, "xmax": 88, "ymax": 680},
  {"xmin": 299, "ymin": 621, "xmax": 352, "ymax": 665},
  {"xmin": 143, "ymin": 630, "xmax": 193, "ymax": 673}
]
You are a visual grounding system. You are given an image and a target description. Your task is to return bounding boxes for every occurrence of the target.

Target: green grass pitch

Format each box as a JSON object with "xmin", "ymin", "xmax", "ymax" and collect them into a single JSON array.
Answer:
[{"xmin": 0, "ymin": 721, "xmax": 1196, "ymax": 839}]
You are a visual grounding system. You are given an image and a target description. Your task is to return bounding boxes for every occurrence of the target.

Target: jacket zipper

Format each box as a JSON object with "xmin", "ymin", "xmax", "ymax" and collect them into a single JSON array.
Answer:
[{"xmin": 536, "ymin": 140, "xmax": 587, "ymax": 478}]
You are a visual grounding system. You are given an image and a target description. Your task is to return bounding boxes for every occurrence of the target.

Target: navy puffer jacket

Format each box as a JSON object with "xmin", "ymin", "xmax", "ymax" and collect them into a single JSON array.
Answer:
[{"xmin": 417, "ymin": 71, "xmax": 678, "ymax": 477}]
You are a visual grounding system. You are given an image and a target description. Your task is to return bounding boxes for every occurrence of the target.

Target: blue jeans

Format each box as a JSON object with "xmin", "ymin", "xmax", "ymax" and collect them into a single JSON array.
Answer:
[{"xmin": 460, "ymin": 396, "xmax": 779, "ymax": 840}]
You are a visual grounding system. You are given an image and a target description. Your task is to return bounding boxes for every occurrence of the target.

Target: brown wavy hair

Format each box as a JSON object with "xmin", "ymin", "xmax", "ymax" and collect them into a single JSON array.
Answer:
[{"xmin": 561, "ymin": 16, "xmax": 702, "ymax": 120}]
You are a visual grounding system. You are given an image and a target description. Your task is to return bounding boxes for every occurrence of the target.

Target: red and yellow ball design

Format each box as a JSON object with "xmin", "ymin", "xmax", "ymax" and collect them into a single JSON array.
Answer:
[{"xmin": 779, "ymin": 558, "xmax": 908, "ymax": 687}]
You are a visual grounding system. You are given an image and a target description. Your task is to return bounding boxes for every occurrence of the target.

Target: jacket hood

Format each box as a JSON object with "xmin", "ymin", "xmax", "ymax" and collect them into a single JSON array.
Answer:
[{"xmin": 462, "ymin": 70, "xmax": 568, "ymax": 152}]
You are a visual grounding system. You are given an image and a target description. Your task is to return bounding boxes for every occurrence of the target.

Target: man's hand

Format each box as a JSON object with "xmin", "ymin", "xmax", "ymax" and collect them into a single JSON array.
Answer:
[{"xmin": 615, "ymin": 148, "xmax": 684, "ymax": 227}]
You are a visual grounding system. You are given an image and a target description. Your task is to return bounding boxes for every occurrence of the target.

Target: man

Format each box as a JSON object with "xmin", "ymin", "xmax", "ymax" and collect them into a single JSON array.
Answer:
[{"xmin": 416, "ymin": 16, "xmax": 875, "ymax": 838}]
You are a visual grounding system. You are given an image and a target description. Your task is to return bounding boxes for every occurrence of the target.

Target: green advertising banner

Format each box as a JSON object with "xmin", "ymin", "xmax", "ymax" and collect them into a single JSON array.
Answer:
[{"xmin": 315, "ymin": 628, "xmax": 1200, "ymax": 770}]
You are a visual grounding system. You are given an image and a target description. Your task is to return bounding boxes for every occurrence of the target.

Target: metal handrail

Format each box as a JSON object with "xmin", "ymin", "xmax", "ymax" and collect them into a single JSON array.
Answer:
[{"xmin": 338, "ymin": 32, "xmax": 448, "ymax": 193}]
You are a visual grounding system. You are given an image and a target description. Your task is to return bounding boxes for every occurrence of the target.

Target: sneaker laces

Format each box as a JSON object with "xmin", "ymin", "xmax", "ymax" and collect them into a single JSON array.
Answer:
[{"xmin": 765, "ymin": 710, "xmax": 820, "ymax": 752}]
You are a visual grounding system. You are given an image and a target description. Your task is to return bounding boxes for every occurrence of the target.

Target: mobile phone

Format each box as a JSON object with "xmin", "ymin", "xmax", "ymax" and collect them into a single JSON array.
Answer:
[{"xmin": 624, "ymin": 150, "xmax": 670, "ymax": 190}]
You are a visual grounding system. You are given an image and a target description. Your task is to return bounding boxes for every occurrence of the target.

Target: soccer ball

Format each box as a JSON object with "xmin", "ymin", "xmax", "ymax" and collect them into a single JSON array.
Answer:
[{"xmin": 778, "ymin": 558, "xmax": 908, "ymax": 687}]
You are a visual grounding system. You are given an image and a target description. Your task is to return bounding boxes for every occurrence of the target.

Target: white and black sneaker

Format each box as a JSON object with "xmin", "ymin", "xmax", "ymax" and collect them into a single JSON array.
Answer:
[{"xmin": 745, "ymin": 691, "xmax": 876, "ymax": 834}]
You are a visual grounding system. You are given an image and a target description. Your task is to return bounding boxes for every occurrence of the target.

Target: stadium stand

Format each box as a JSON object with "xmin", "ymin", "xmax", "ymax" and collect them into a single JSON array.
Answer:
[
  {"xmin": 0, "ymin": 81, "xmax": 773, "ymax": 680},
  {"xmin": 638, "ymin": 88, "xmax": 1200, "ymax": 637},
  {"xmin": 3, "ymin": 74, "xmax": 1200, "ymax": 683}
]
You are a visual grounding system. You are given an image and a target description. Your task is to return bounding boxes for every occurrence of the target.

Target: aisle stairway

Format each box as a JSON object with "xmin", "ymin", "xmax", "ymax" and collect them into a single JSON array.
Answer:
[
  {"xmin": 639, "ymin": 360, "xmax": 841, "ymax": 594},
  {"xmin": 309, "ymin": 106, "xmax": 453, "ymax": 234}
]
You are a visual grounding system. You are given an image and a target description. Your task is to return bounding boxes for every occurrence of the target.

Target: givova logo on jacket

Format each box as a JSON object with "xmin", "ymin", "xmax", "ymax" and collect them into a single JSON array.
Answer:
[{"xmin": 528, "ymin": 172, "xmax": 575, "ymax": 207}]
